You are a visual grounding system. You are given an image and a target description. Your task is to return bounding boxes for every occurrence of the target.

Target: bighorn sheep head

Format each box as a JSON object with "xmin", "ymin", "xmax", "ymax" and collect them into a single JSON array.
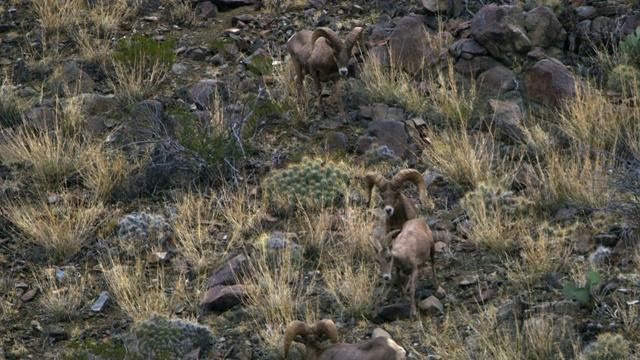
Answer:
[
  {"xmin": 311, "ymin": 27, "xmax": 363, "ymax": 77},
  {"xmin": 364, "ymin": 169, "xmax": 427, "ymax": 217},
  {"xmin": 284, "ymin": 319, "xmax": 339, "ymax": 358}
]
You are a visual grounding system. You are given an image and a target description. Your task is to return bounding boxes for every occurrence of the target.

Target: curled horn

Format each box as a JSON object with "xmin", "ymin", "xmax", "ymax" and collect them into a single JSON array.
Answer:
[
  {"xmin": 284, "ymin": 321, "xmax": 312, "ymax": 358},
  {"xmin": 313, "ymin": 319, "xmax": 339, "ymax": 344},
  {"xmin": 390, "ymin": 169, "xmax": 427, "ymax": 204},
  {"xmin": 345, "ymin": 27, "xmax": 364, "ymax": 49},
  {"xmin": 382, "ymin": 229, "xmax": 402, "ymax": 248},
  {"xmin": 312, "ymin": 27, "xmax": 343, "ymax": 50},
  {"xmin": 364, "ymin": 172, "xmax": 389, "ymax": 207}
]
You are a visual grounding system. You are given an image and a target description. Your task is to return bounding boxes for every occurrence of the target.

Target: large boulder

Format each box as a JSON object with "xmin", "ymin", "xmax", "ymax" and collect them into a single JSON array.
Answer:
[
  {"xmin": 388, "ymin": 15, "xmax": 438, "ymax": 77},
  {"xmin": 522, "ymin": 58, "xmax": 576, "ymax": 108},
  {"xmin": 524, "ymin": 6, "xmax": 566, "ymax": 49},
  {"xmin": 471, "ymin": 5, "xmax": 531, "ymax": 64},
  {"xmin": 367, "ymin": 120, "xmax": 409, "ymax": 160}
]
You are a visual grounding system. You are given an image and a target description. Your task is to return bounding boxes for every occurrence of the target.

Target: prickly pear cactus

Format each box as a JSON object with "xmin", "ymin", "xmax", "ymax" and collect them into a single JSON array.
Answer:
[
  {"xmin": 620, "ymin": 27, "xmax": 640, "ymax": 65},
  {"xmin": 262, "ymin": 157, "xmax": 350, "ymax": 213},
  {"xmin": 583, "ymin": 332, "xmax": 630, "ymax": 360},
  {"xmin": 127, "ymin": 314, "xmax": 213, "ymax": 359}
]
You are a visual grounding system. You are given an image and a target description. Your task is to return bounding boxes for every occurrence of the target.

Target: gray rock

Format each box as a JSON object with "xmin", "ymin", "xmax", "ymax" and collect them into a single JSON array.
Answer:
[
  {"xmin": 323, "ymin": 132, "xmax": 348, "ymax": 154},
  {"xmin": 524, "ymin": 6, "xmax": 566, "ymax": 49},
  {"xmin": 471, "ymin": 5, "xmax": 531, "ymax": 62},
  {"xmin": 371, "ymin": 328, "xmax": 391, "ymax": 339},
  {"xmin": 367, "ymin": 120, "xmax": 409, "ymax": 159},
  {"xmin": 419, "ymin": 295, "xmax": 443, "ymax": 314},
  {"xmin": 91, "ymin": 291, "xmax": 110, "ymax": 312},
  {"xmin": 486, "ymin": 99, "xmax": 525, "ymax": 144}
]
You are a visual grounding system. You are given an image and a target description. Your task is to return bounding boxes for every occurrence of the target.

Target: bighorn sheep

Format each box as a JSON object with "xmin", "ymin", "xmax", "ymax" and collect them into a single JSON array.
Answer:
[
  {"xmin": 284, "ymin": 319, "xmax": 406, "ymax": 360},
  {"xmin": 364, "ymin": 169, "xmax": 427, "ymax": 236},
  {"xmin": 286, "ymin": 26, "xmax": 363, "ymax": 121},
  {"xmin": 373, "ymin": 218, "xmax": 436, "ymax": 317}
]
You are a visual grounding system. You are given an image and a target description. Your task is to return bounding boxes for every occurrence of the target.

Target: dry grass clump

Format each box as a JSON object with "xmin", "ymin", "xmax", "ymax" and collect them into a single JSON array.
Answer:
[
  {"xmin": 533, "ymin": 150, "xmax": 611, "ymax": 213},
  {"xmin": 558, "ymin": 82, "xmax": 640, "ymax": 154},
  {"xmin": 269, "ymin": 56, "xmax": 309, "ymax": 124},
  {"xmin": 2, "ymin": 127, "xmax": 87, "ymax": 190},
  {"xmin": 322, "ymin": 257, "xmax": 380, "ymax": 321},
  {"xmin": 170, "ymin": 191, "xmax": 223, "ymax": 276},
  {"xmin": 459, "ymin": 182, "xmax": 531, "ymax": 254},
  {"xmin": 2, "ymin": 195, "xmax": 106, "ymax": 262},
  {"xmin": 38, "ymin": 268, "xmax": 86, "ymax": 321},
  {"xmin": 216, "ymin": 185, "xmax": 266, "ymax": 248},
  {"xmin": 424, "ymin": 132, "xmax": 501, "ymax": 193},
  {"xmin": 102, "ymin": 257, "xmax": 189, "ymax": 321},
  {"xmin": 243, "ymin": 245, "xmax": 317, "ymax": 357},
  {"xmin": 360, "ymin": 52, "xmax": 430, "ymax": 115}
]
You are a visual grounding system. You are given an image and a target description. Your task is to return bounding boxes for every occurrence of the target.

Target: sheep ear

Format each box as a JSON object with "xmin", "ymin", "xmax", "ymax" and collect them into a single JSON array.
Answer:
[{"xmin": 345, "ymin": 27, "xmax": 363, "ymax": 49}]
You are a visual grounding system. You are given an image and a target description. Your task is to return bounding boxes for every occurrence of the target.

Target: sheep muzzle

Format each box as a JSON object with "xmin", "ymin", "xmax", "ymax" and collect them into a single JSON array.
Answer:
[
  {"xmin": 339, "ymin": 67, "xmax": 348, "ymax": 76},
  {"xmin": 384, "ymin": 205, "xmax": 394, "ymax": 216}
]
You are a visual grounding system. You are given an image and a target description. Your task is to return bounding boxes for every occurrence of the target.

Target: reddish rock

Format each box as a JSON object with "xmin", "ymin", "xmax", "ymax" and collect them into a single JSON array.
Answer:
[
  {"xmin": 204, "ymin": 254, "xmax": 249, "ymax": 289},
  {"xmin": 200, "ymin": 284, "xmax": 247, "ymax": 312},
  {"xmin": 522, "ymin": 59, "xmax": 576, "ymax": 108}
]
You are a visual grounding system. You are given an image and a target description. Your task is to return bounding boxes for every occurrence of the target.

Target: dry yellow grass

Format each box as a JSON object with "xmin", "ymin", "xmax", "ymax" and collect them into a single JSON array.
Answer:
[
  {"xmin": 243, "ymin": 245, "xmax": 317, "ymax": 357},
  {"xmin": 38, "ymin": 268, "xmax": 86, "ymax": 321},
  {"xmin": 171, "ymin": 191, "xmax": 221, "ymax": 276},
  {"xmin": 102, "ymin": 257, "xmax": 188, "ymax": 321},
  {"xmin": 2, "ymin": 194, "xmax": 106, "ymax": 262}
]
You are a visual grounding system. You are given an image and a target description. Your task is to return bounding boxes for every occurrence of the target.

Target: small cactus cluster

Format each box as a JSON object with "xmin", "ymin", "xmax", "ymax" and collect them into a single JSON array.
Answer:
[
  {"xmin": 606, "ymin": 64, "xmax": 640, "ymax": 96},
  {"xmin": 262, "ymin": 157, "xmax": 349, "ymax": 212},
  {"xmin": 127, "ymin": 314, "xmax": 213, "ymax": 359},
  {"xmin": 583, "ymin": 332, "xmax": 630, "ymax": 360},
  {"xmin": 118, "ymin": 211, "xmax": 169, "ymax": 241}
]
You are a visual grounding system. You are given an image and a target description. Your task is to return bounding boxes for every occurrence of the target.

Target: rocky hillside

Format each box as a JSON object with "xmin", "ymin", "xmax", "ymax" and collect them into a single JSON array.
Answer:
[{"xmin": 1, "ymin": 0, "xmax": 640, "ymax": 359}]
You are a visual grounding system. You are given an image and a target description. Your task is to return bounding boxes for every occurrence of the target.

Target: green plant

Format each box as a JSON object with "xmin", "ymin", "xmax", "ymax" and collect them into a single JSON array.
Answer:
[
  {"xmin": 127, "ymin": 314, "xmax": 213, "ymax": 359},
  {"xmin": 62, "ymin": 339, "xmax": 145, "ymax": 360},
  {"xmin": 619, "ymin": 27, "xmax": 640, "ymax": 66},
  {"xmin": 606, "ymin": 64, "xmax": 640, "ymax": 95},
  {"xmin": 583, "ymin": 332, "xmax": 630, "ymax": 360},
  {"xmin": 262, "ymin": 157, "xmax": 350, "ymax": 213},
  {"xmin": 562, "ymin": 268, "xmax": 601, "ymax": 307},
  {"xmin": 114, "ymin": 33, "xmax": 174, "ymax": 67}
]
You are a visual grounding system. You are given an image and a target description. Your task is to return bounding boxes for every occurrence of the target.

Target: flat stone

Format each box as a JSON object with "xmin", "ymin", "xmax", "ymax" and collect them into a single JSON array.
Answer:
[{"xmin": 419, "ymin": 295, "xmax": 444, "ymax": 314}]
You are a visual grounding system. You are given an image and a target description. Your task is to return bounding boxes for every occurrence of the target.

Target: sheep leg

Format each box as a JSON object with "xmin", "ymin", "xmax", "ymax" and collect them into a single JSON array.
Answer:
[
  {"xmin": 430, "ymin": 248, "xmax": 437, "ymax": 286},
  {"xmin": 292, "ymin": 60, "xmax": 306, "ymax": 105},
  {"xmin": 409, "ymin": 269, "xmax": 418, "ymax": 317},
  {"xmin": 333, "ymin": 79, "xmax": 345, "ymax": 121},
  {"xmin": 311, "ymin": 72, "xmax": 324, "ymax": 116}
]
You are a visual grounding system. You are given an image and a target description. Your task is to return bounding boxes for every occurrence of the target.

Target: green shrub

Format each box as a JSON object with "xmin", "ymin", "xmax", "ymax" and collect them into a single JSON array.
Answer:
[
  {"xmin": 562, "ymin": 268, "xmax": 600, "ymax": 307},
  {"xmin": 127, "ymin": 314, "xmax": 213, "ymax": 359},
  {"xmin": 619, "ymin": 27, "xmax": 640, "ymax": 66},
  {"xmin": 114, "ymin": 33, "xmax": 175, "ymax": 67},
  {"xmin": 606, "ymin": 64, "xmax": 640, "ymax": 95},
  {"xmin": 262, "ymin": 157, "xmax": 350, "ymax": 213},
  {"xmin": 583, "ymin": 332, "xmax": 630, "ymax": 360}
]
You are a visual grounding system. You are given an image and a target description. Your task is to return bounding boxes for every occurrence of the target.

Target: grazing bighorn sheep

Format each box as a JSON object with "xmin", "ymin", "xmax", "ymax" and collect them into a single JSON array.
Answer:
[
  {"xmin": 373, "ymin": 218, "xmax": 436, "ymax": 317},
  {"xmin": 364, "ymin": 169, "xmax": 427, "ymax": 236},
  {"xmin": 284, "ymin": 319, "xmax": 406, "ymax": 360},
  {"xmin": 286, "ymin": 26, "xmax": 363, "ymax": 121}
]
